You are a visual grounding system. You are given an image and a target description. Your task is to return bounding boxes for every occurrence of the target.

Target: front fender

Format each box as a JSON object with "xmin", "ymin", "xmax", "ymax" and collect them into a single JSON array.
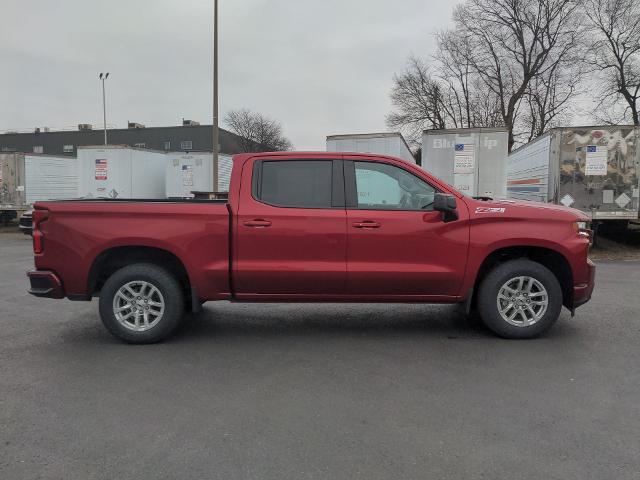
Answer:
[{"xmin": 459, "ymin": 218, "xmax": 586, "ymax": 300}]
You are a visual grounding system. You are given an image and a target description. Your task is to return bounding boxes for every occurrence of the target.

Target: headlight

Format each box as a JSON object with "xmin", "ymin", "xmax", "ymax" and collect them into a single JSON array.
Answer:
[{"xmin": 573, "ymin": 221, "xmax": 592, "ymax": 245}]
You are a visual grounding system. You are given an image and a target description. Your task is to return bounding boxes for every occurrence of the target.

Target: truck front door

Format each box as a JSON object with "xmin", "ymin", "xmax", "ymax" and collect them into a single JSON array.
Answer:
[
  {"xmin": 234, "ymin": 158, "xmax": 347, "ymax": 298},
  {"xmin": 344, "ymin": 159, "xmax": 469, "ymax": 299}
]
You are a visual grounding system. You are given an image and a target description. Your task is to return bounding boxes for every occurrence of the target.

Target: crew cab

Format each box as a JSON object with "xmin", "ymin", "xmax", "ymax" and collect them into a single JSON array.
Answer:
[{"xmin": 27, "ymin": 152, "xmax": 595, "ymax": 343}]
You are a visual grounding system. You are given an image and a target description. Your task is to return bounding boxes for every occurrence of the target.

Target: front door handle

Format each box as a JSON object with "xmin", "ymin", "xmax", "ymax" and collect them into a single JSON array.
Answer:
[
  {"xmin": 244, "ymin": 219, "xmax": 272, "ymax": 228},
  {"xmin": 352, "ymin": 221, "xmax": 381, "ymax": 229}
]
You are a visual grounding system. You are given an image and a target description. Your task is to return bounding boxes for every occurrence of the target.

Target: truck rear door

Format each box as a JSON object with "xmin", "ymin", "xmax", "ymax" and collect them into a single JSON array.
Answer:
[{"xmin": 234, "ymin": 157, "xmax": 347, "ymax": 297}]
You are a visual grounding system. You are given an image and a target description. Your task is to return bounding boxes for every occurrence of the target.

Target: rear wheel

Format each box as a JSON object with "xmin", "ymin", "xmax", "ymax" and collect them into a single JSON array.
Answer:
[
  {"xmin": 477, "ymin": 259, "xmax": 563, "ymax": 339},
  {"xmin": 98, "ymin": 263, "xmax": 184, "ymax": 343}
]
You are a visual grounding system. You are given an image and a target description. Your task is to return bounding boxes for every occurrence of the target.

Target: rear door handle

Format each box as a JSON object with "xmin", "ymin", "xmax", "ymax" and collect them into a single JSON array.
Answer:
[
  {"xmin": 244, "ymin": 219, "xmax": 272, "ymax": 228},
  {"xmin": 352, "ymin": 221, "xmax": 381, "ymax": 229}
]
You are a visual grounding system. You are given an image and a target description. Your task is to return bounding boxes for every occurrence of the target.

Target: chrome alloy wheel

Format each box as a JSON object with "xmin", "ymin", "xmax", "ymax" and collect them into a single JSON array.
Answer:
[
  {"xmin": 496, "ymin": 276, "xmax": 548, "ymax": 327},
  {"xmin": 112, "ymin": 281, "xmax": 165, "ymax": 332}
]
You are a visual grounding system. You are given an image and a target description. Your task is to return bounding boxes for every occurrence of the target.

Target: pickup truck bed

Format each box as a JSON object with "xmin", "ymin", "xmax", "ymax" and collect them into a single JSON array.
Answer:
[{"xmin": 31, "ymin": 198, "xmax": 231, "ymax": 302}]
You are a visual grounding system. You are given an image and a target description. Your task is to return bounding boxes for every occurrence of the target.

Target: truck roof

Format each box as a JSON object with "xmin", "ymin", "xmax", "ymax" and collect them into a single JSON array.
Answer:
[
  {"xmin": 231, "ymin": 151, "xmax": 415, "ymax": 163},
  {"xmin": 230, "ymin": 151, "xmax": 458, "ymax": 198}
]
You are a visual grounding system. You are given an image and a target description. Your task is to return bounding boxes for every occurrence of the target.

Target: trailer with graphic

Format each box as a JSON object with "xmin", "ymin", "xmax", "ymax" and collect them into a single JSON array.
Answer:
[
  {"xmin": 507, "ymin": 126, "xmax": 640, "ymax": 221},
  {"xmin": 0, "ymin": 153, "xmax": 78, "ymax": 224},
  {"xmin": 0, "ymin": 153, "xmax": 26, "ymax": 224}
]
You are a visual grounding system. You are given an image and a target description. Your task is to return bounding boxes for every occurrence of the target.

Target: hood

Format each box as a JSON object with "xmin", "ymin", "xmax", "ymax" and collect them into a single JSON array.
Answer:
[{"xmin": 466, "ymin": 197, "xmax": 589, "ymax": 221}]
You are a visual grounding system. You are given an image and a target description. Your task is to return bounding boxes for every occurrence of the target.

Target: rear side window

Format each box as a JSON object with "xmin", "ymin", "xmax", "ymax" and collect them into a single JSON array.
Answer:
[{"xmin": 253, "ymin": 160, "xmax": 334, "ymax": 208}]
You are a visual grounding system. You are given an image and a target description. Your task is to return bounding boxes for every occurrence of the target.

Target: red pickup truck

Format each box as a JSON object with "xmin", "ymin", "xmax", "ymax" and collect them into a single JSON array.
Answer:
[{"xmin": 27, "ymin": 152, "xmax": 595, "ymax": 343}]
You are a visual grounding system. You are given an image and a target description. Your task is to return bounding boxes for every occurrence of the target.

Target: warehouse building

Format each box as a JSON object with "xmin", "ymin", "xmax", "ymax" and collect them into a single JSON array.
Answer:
[{"xmin": 0, "ymin": 121, "xmax": 249, "ymax": 156}]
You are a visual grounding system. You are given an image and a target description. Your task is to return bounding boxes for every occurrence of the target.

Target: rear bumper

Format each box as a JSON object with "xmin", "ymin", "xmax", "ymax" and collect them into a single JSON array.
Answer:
[
  {"xmin": 19, "ymin": 214, "xmax": 33, "ymax": 235},
  {"xmin": 573, "ymin": 258, "xmax": 596, "ymax": 309},
  {"xmin": 27, "ymin": 270, "xmax": 65, "ymax": 299}
]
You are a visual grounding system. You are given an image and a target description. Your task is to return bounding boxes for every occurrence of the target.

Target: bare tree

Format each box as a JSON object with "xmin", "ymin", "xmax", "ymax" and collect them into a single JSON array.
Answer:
[
  {"xmin": 435, "ymin": 30, "xmax": 504, "ymax": 129},
  {"xmin": 521, "ymin": 51, "xmax": 580, "ymax": 142},
  {"xmin": 224, "ymin": 109, "xmax": 293, "ymax": 152},
  {"xmin": 453, "ymin": 0, "xmax": 580, "ymax": 151},
  {"xmin": 584, "ymin": 0, "xmax": 640, "ymax": 125},
  {"xmin": 387, "ymin": 1, "xmax": 584, "ymax": 148},
  {"xmin": 434, "ymin": 31, "xmax": 474, "ymax": 128},
  {"xmin": 386, "ymin": 54, "xmax": 503, "ymax": 145},
  {"xmin": 386, "ymin": 57, "xmax": 448, "ymax": 143},
  {"xmin": 467, "ymin": 76, "xmax": 505, "ymax": 128}
]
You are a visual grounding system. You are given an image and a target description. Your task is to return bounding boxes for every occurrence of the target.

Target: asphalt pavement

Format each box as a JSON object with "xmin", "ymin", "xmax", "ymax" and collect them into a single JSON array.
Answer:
[{"xmin": 1, "ymin": 232, "xmax": 638, "ymax": 479}]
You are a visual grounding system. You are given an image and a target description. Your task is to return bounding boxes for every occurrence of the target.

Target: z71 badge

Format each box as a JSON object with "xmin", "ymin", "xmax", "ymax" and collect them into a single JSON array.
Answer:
[{"xmin": 475, "ymin": 207, "xmax": 506, "ymax": 214}]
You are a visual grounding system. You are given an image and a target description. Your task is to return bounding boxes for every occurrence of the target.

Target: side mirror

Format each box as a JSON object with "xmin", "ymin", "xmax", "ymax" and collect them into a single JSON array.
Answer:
[{"xmin": 433, "ymin": 193, "xmax": 458, "ymax": 222}]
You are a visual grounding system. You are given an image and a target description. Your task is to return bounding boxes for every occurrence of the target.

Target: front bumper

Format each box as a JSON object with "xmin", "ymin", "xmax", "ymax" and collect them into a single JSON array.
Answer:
[
  {"xmin": 573, "ymin": 258, "xmax": 596, "ymax": 309},
  {"xmin": 27, "ymin": 270, "xmax": 65, "ymax": 299}
]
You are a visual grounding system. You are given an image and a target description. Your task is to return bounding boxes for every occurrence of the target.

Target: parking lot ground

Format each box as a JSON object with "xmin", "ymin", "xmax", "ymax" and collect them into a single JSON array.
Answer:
[{"xmin": 1, "ymin": 232, "xmax": 639, "ymax": 480}]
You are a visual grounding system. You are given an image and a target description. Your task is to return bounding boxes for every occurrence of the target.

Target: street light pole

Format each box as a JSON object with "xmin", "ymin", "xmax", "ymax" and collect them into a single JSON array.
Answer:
[
  {"xmin": 212, "ymin": 0, "xmax": 219, "ymax": 193},
  {"xmin": 99, "ymin": 72, "xmax": 110, "ymax": 145}
]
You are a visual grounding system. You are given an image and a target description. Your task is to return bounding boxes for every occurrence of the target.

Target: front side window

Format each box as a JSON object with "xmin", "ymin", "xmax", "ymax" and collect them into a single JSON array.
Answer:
[
  {"xmin": 254, "ymin": 160, "xmax": 333, "ymax": 208},
  {"xmin": 355, "ymin": 161, "xmax": 436, "ymax": 210},
  {"xmin": 33, "ymin": 145, "xmax": 43, "ymax": 154},
  {"xmin": 63, "ymin": 144, "xmax": 74, "ymax": 153},
  {"xmin": 180, "ymin": 140, "xmax": 193, "ymax": 150}
]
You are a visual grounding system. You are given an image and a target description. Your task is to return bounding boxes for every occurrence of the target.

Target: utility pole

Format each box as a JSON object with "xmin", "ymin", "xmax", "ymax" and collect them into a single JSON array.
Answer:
[
  {"xmin": 212, "ymin": 0, "xmax": 220, "ymax": 192},
  {"xmin": 99, "ymin": 72, "xmax": 109, "ymax": 145}
]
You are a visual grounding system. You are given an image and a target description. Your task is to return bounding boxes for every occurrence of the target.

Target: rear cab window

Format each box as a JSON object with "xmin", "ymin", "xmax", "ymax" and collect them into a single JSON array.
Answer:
[{"xmin": 252, "ymin": 160, "xmax": 344, "ymax": 208}]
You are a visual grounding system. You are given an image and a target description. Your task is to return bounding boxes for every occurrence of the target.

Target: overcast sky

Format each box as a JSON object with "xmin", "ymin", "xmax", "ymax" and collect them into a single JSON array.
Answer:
[{"xmin": 0, "ymin": 0, "xmax": 461, "ymax": 149}]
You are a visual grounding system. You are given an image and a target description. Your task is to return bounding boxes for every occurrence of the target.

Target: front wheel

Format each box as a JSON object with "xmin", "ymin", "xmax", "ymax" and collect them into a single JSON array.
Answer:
[
  {"xmin": 98, "ymin": 263, "xmax": 184, "ymax": 343},
  {"xmin": 477, "ymin": 259, "xmax": 563, "ymax": 339}
]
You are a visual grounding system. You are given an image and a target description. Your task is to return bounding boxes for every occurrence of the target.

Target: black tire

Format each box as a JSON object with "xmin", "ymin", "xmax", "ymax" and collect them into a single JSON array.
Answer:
[
  {"xmin": 477, "ymin": 259, "xmax": 563, "ymax": 339},
  {"xmin": 98, "ymin": 263, "xmax": 184, "ymax": 344}
]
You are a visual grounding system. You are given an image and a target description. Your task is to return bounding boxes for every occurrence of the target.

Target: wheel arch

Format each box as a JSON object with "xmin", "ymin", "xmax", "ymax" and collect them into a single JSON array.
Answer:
[
  {"xmin": 472, "ymin": 246, "xmax": 573, "ymax": 309},
  {"xmin": 88, "ymin": 245, "xmax": 192, "ymax": 299}
]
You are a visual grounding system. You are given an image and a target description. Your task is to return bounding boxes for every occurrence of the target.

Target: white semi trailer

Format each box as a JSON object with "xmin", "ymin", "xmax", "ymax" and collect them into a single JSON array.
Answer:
[
  {"xmin": 0, "ymin": 153, "xmax": 78, "ymax": 224},
  {"xmin": 25, "ymin": 154, "xmax": 79, "ymax": 204},
  {"xmin": 77, "ymin": 145, "xmax": 166, "ymax": 199},
  {"xmin": 507, "ymin": 126, "xmax": 640, "ymax": 222},
  {"xmin": 165, "ymin": 152, "xmax": 233, "ymax": 198},
  {"xmin": 422, "ymin": 128, "xmax": 509, "ymax": 199},
  {"xmin": 326, "ymin": 132, "xmax": 416, "ymax": 164}
]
